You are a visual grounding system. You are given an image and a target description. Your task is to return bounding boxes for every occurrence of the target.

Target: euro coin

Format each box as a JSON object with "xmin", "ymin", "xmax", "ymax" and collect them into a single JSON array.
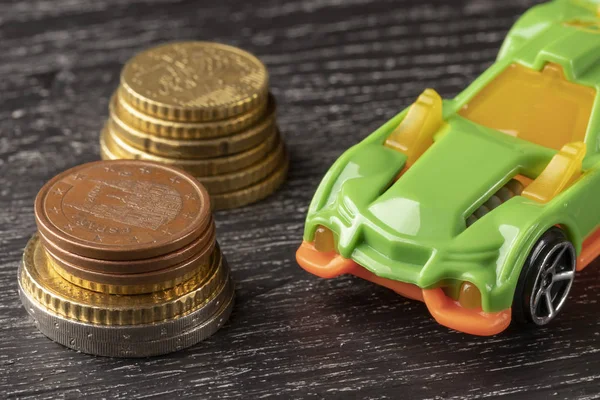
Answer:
[
  {"xmin": 47, "ymin": 226, "xmax": 215, "ymax": 295},
  {"xmin": 19, "ymin": 269, "xmax": 233, "ymax": 343},
  {"xmin": 115, "ymin": 89, "xmax": 268, "ymax": 139},
  {"xmin": 102, "ymin": 122, "xmax": 278, "ymax": 177},
  {"xmin": 196, "ymin": 137, "xmax": 285, "ymax": 195},
  {"xmin": 109, "ymin": 95, "xmax": 276, "ymax": 159},
  {"xmin": 21, "ymin": 155, "xmax": 235, "ymax": 357},
  {"xmin": 120, "ymin": 41, "xmax": 269, "ymax": 123},
  {"xmin": 19, "ymin": 266, "xmax": 235, "ymax": 357},
  {"xmin": 20, "ymin": 234, "xmax": 228, "ymax": 325},
  {"xmin": 37, "ymin": 218, "xmax": 215, "ymax": 275},
  {"xmin": 34, "ymin": 160, "xmax": 211, "ymax": 261},
  {"xmin": 101, "ymin": 130, "xmax": 286, "ymax": 195},
  {"xmin": 211, "ymin": 152, "xmax": 289, "ymax": 210}
]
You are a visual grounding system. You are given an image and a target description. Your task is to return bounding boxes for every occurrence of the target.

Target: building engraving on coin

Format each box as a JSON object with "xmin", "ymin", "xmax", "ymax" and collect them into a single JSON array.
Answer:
[
  {"xmin": 66, "ymin": 179, "xmax": 182, "ymax": 232},
  {"xmin": 37, "ymin": 161, "xmax": 210, "ymax": 258}
]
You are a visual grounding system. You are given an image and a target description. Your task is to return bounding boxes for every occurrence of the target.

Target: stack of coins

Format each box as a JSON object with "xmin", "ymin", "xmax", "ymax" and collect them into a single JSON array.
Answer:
[
  {"xmin": 100, "ymin": 41, "xmax": 288, "ymax": 210},
  {"xmin": 18, "ymin": 160, "xmax": 234, "ymax": 357}
]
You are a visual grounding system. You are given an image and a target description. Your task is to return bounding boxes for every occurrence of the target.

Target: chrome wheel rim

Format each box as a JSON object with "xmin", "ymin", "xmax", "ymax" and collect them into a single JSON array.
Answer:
[{"xmin": 530, "ymin": 241, "xmax": 576, "ymax": 326}]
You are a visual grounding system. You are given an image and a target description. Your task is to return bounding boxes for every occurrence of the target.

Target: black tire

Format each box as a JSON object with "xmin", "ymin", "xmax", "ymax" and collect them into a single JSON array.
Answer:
[{"xmin": 512, "ymin": 227, "xmax": 576, "ymax": 326}]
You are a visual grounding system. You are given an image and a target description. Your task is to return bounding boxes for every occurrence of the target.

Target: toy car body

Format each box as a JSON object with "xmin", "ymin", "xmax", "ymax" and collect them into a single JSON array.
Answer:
[{"xmin": 297, "ymin": 0, "xmax": 600, "ymax": 335}]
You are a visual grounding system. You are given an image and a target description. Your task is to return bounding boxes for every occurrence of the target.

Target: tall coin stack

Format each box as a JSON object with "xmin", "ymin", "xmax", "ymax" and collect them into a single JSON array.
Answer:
[
  {"xmin": 100, "ymin": 41, "xmax": 288, "ymax": 210},
  {"xmin": 19, "ymin": 160, "xmax": 234, "ymax": 357}
]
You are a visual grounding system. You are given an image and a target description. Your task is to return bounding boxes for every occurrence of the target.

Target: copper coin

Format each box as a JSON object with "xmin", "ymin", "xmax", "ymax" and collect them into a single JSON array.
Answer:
[
  {"xmin": 47, "ymin": 226, "xmax": 216, "ymax": 289},
  {"xmin": 34, "ymin": 160, "xmax": 211, "ymax": 261},
  {"xmin": 38, "ymin": 218, "xmax": 215, "ymax": 274}
]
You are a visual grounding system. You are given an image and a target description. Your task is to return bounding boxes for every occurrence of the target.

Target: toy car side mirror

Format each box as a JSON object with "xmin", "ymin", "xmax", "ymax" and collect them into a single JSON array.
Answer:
[
  {"xmin": 384, "ymin": 89, "xmax": 443, "ymax": 167},
  {"xmin": 522, "ymin": 141, "xmax": 586, "ymax": 203}
]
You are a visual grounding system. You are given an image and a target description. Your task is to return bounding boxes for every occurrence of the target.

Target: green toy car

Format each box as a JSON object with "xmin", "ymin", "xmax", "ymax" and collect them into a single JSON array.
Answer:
[{"xmin": 296, "ymin": 0, "xmax": 600, "ymax": 335}]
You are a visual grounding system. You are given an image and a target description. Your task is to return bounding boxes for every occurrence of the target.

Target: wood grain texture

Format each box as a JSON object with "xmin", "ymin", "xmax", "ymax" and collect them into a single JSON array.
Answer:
[{"xmin": 1, "ymin": 0, "xmax": 599, "ymax": 398}]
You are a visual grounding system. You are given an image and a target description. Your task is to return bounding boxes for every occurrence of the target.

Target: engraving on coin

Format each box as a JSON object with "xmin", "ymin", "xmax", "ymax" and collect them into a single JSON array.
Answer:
[
  {"xmin": 67, "ymin": 179, "xmax": 182, "ymax": 231},
  {"xmin": 35, "ymin": 160, "xmax": 211, "ymax": 260},
  {"xmin": 129, "ymin": 43, "xmax": 264, "ymax": 107},
  {"xmin": 120, "ymin": 42, "xmax": 269, "ymax": 121}
]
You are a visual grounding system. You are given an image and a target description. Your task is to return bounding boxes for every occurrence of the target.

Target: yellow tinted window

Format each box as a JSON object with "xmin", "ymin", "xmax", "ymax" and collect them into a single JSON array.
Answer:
[{"xmin": 459, "ymin": 63, "xmax": 596, "ymax": 151}]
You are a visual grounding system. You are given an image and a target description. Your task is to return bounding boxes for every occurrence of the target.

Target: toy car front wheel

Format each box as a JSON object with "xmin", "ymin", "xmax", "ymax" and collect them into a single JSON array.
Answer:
[{"xmin": 513, "ymin": 227, "xmax": 576, "ymax": 326}]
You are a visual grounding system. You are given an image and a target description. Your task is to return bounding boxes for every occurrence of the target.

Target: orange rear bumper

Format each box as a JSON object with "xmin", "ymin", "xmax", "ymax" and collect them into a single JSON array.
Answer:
[{"xmin": 296, "ymin": 241, "xmax": 511, "ymax": 336}]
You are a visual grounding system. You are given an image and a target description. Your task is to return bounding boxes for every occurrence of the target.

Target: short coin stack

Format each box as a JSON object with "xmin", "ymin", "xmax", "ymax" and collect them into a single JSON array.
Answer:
[
  {"xmin": 19, "ymin": 160, "xmax": 233, "ymax": 357},
  {"xmin": 100, "ymin": 41, "xmax": 288, "ymax": 210}
]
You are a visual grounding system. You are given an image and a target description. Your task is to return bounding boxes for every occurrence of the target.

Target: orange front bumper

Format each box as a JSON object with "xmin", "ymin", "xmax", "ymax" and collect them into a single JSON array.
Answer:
[{"xmin": 296, "ymin": 241, "xmax": 511, "ymax": 336}]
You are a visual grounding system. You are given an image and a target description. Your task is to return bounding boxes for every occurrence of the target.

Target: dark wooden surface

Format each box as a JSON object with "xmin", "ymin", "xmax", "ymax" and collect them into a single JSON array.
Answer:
[{"xmin": 1, "ymin": 0, "xmax": 599, "ymax": 398}]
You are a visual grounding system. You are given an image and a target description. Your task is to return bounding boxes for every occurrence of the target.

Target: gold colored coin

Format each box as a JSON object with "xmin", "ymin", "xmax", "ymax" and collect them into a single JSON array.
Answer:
[
  {"xmin": 116, "ymin": 90, "xmax": 268, "ymax": 139},
  {"xmin": 212, "ymin": 152, "xmax": 289, "ymax": 210},
  {"xmin": 102, "ymin": 122, "xmax": 278, "ymax": 177},
  {"xmin": 49, "ymin": 256, "xmax": 202, "ymax": 295},
  {"xmin": 102, "ymin": 130, "xmax": 286, "ymax": 195},
  {"xmin": 109, "ymin": 95, "xmax": 276, "ymax": 159},
  {"xmin": 120, "ymin": 41, "xmax": 269, "ymax": 123},
  {"xmin": 20, "ymin": 235, "xmax": 228, "ymax": 325},
  {"xmin": 196, "ymin": 137, "xmax": 285, "ymax": 194}
]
